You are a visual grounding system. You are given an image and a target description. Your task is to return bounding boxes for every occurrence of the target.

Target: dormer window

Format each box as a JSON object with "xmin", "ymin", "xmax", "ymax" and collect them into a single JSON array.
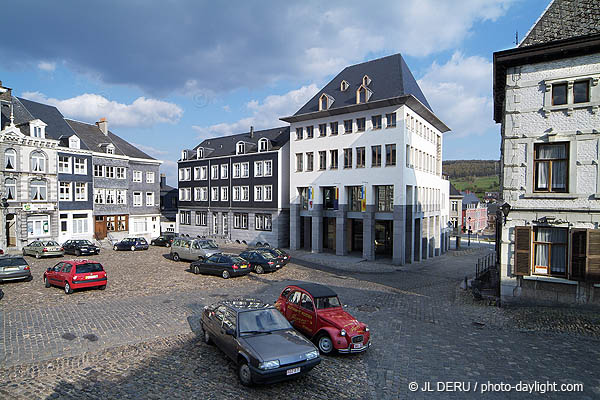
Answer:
[
  {"xmin": 196, "ymin": 148, "xmax": 204, "ymax": 159},
  {"xmin": 69, "ymin": 136, "xmax": 80, "ymax": 149},
  {"xmin": 356, "ymin": 85, "xmax": 372, "ymax": 104},
  {"xmin": 363, "ymin": 75, "xmax": 371, "ymax": 86},
  {"xmin": 258, "ymin": 138, "xmax": 269, "ymax": 152},
  {"xmin": 181, "ymin": 150, "xmax": 187, "ymax": 160},
  {"xmin": 236, "ymin": 142, "xmax": 245, "ymax": 155},
  {"xmin": 319, "ymin": 93, "xmax": 334, "ymax": 111},
  {"xmin": 340, "ymin": 80, "xmax": 349, "ymax": 91},
  {"xmin": 106, "ymin": 144, "xmax": 115, "ymax": 155},
  {"xmin": 29, "ymin": 120, "xmax": 47, "ymax": 139}
]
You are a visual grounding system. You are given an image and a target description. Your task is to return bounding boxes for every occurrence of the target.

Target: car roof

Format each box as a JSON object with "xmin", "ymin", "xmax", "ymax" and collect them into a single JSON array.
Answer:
[
  {"xmin": 63, "ymin": 259, "xmax": 100, "ymax": 265},
  {"xmin": 288, "ymin": 283, "xmax": 337, "ymax": 298},
  {"xmin": 212, "ymin": 298, "xmax": 273, "ymax": 313}
]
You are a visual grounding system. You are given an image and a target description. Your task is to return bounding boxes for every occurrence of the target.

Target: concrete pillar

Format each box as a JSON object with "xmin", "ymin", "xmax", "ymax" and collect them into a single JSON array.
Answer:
[
  {"xmin": 421, "ymin": 217, "xmax": 428, "ymax": 260},
  {"xmin": 336, "ymin": 204, "xmax": 348, "ymax": 256},
  {"xmin": 393, "ymin": 205, "xmax": 405, "ymax": 265},
  {"xmin": 434, "ymin": 216, "xmax": 441, "ymax": 257},
  {"xmin": 362, "ymin": 206, "xmax": 375, "ymax": 261},
  {"xmin": 311, "ymin": 205, "xmax": 323, "ymax": 253},
  {"xmin": 290, "ymin": 204, "xmax": 301, "ymax": 250},
  {"xmin": 303, "ymin": 216, "xmax": 312, "ymax": 251},
  {"xmin": 414, "ymin": 217, "xmax": 422, "ymax": 262}
]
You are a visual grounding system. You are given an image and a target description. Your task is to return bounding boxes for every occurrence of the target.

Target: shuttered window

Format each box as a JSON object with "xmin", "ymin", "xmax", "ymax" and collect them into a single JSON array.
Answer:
[
  {"xmin": 514, "ymin": 226, "xmax": 531, "ymax": 276},
  {"xmin": 570, "ymin": 229, "xmax": 600, "ymax": 283}
]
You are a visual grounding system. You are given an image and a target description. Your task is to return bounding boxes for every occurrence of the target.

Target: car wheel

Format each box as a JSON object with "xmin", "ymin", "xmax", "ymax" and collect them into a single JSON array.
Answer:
[
  {"xmin": 130, "ymin": 245, "xmax": 136, "ymax": 251},
  {"xmin": 222, "ymin": 270, "xmax": 230, "ymax": 279},
  {"xmin": 44, "ymin": 276, "xmax": 50, "ymax": 288},
  {"xmin": 64, "ymin": 282, "xmax": 73, "ymax": 295},
  {"xmin": 113, "ymin": 245, "xmax": 118, "ymax": 251},
  {"xmin": 238, "ymin": 362, "xmax": 253, "ymax": 386},
  {"xmin": 75, "ymin": 249, "xmax": 81, "ymax": 256},
  {"xmin": 35, "ymin": 252, "xmax": 41, "ymax": 259},
  {"xmin": 254, "ymin": 265, "xmax": 264, "ymax": 274},
  {"xmin": 172, "ymin": 253, "xmax": 180, "ymax": 262},
  {"xmin": 201, "ymin": 324, "xmax": 212, "ymax": 345},
  {"xmin": 317, "ymin": 333, "xmax": 334, "ymax": 354},
  {"xmin": 194, "ymin": 265, "xmax": 200, "ymax": 275},
  {"xmin": 99, "ymin": 285, "xmax": 106, "ymax": 290}
]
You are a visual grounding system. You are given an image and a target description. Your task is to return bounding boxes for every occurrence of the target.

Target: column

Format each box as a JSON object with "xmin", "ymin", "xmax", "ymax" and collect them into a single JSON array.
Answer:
[
  {"xmin": 336, "ymin": 204, "xmax": 348, "ymax": 256},
  {"xmin": 414, "ymin": 217, "xmax": 422, "ymax": 262},
  {"xmin": 362, "ymin": 206, "xmax": 375, "ymax": 261},
  {"xmin": 393, "ymin": 205, "xmax": 405, "ymax": 265},
  {"xmin": 289, "ymin": 204, "xmax": 301, "ymax": 250},
  {"xmin": 311, "ymin": 205, "xmax": 323, "ymax": 253}
]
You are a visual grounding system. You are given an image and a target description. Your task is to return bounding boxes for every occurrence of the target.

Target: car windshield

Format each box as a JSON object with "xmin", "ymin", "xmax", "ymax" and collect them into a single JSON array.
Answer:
[
  {"xmin": 76, "ymin": 240, "xmax": 93, "ymax": 245},
  {"xmin": 315, "ymin": 296, "xmax": 342, "ymax": 309},
  {"xmin": 259, "ymin": 252, "xmax": 276, "ymax": 260},
  {"xmin": 200, "ymin": 240, "xmax": 218, "ymax": 249},
  {"xmin": 43, "ymin": 241, "xmax": 59, "ymax": 246},
  {"xmin": 239, "ymin": 309, "xmax": 291, "ymax": 334},
  {"xmin": 0, "ymin": 257, "xmax": 27, "ymax": 267},
  {"xmin": 75, "ymin": 263, "xmax": 104, "ymax": 274}
]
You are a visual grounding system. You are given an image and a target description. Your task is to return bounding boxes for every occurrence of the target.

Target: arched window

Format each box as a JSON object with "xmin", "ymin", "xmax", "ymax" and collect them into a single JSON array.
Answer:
[
  {"xmin": 340, "ymin": 80, "xmax": 349, "ymax": 91},
  {"xmin": 258, "ymin": 139, "xmax": 269, "ymax": 152},
  {"xmin": 236, "ymin": 142, "xmax": 245, "ymax": 155},
  {"xmin": 197, "ymin": 148, "xmax": 204, "ymax": 159},
  {"xmin": 30, "ymin": 179, "xmax": 47, "ymax": 201},
  {"xmin": 5, "ymin": 178, "xmax": 16, "ymax": 200},
  {"xmin": 30, "ymin": 151, "xmax": 47, "ymax": 173},
  {"xmin": 5, "ymin": 149, "xmax": 16, "ymax": 170},
  {"xmin": 358, "ymin": 87, "xmax": 367, "ymax": 103},
  {"xmin": 320, "ymin": 96, "xmax": 328, "ymax": 111}
]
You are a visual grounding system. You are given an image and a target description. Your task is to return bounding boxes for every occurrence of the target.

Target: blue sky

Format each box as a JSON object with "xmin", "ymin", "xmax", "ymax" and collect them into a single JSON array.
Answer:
[{"xmin": 0, "ymin": 0, "xmax": 550, "ymax": 183}]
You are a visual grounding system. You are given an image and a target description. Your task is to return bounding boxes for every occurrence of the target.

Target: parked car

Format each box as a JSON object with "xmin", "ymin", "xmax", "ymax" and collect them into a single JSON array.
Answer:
[
  {"xmin": 62, "ymin": 240, "xmax": 100, "ymax": 256},
  {"xmin": 0, "ymin": 256, "xmax": 32, "ymax": 282},
  {"xmin": 254, "ymin": 246, "xmax": 290, "ymax": 265},
  {"xmin": 239, "ymin": 250, "xmax": 283, "ymax": 274},
  {"xmin": 43, "ymin": 259, "xmax": 107, "ymax": 294},
  {"xmin": 201, "ymin": 299, "xmax": 321, "ymax": 385},
  {"xmin": 22, "ymin": 240, "xmax": 64, "ymax": 259},
  {"xmin": 113, "ymin": 237, "xmax": 149, "ymax": 251},
  {"xmin": 170, "ymin": 237, "xmax": 220, "ymax": 262},
  {"xmin": 275, "ymin": 283, "xmax": 371, "ymax": 354},
  {"xmin": 151, "ymin": 233, "xmax": 176, "ymax": 247},
  {"xmin": 0, "ymin": 248, "xmax": 4, "ymax": 255},
  {"xmin": 190, "ymin": 253, "xmax": 251, "ymax": 279}
]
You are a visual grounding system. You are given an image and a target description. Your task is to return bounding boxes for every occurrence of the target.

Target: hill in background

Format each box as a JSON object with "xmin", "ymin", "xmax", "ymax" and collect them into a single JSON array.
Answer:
[{"xmin": 443, "ymin": 160, "xmax": 500, "ymax": 200}]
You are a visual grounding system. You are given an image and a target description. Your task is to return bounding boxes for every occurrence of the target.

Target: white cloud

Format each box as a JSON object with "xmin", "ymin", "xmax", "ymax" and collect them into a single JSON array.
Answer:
[
  {"xmin": 21, "ymin": 92, "xmax": 183, "ymax": 128},
  {"xmin": 37, "ymin": 61, "xmax": 56, "ymax": 72},
  {"xmin": 192, "ymin": 84, "xmax": 319, "ymax": 139},
  {"xmin": 418, "ymin": 52, "xmax": 494, "ymax": 139},
  {"xmin": 130, "ymin": 143, "xmax": 169, "ymax": 156}
]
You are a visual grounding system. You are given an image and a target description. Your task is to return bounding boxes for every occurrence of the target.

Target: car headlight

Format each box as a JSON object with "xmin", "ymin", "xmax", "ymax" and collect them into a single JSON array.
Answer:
[
  {"xmin": 340, "ymin": 329, "xmax": 347, "ymax": 336},
  {"xmin": 365, "ymin": 326, "xmax": 370, "ymax": 332},
  {"xmin": 305, "ymin": 350, "xmax": 319, "ymax": 361},
  {"xmin": 259, "ymin": 360, "xmax": 280, "ymax": 370}
]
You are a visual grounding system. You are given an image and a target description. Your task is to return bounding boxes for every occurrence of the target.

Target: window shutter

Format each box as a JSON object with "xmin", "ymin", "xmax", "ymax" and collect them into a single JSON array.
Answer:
[
  {"xmin": 569, "ymin": 229, "xmax": 587, "ymax": 281},
  {"xmin": 514, "ymin": 226, "xmax": 531, "ymax": 276},
  {"xmin": 586, "ymin": 229, "xmax": 600, "ymax": 283}
]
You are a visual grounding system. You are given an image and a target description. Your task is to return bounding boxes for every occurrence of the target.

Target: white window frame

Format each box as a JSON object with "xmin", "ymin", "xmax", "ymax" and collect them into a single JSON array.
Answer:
[
  {"xmin": 211, "ymin": 187, "xmax": 219, "ymax": 201},
  {"xmin": 194, "ymin": 167, "xmax": 201, "ymax": 180},
  {"xmin": 27, "ymin": 215, "xmax": 50, "ymax": 238},
  {"xmin": 255, "ymin": 185, "xmax": 263, "ymax": 201},
  {"xmin": 59, "ymin": 182, "xmax": 72, "ymax": 201},
  {"xmin": 236, "ymin": 142, "xmax": 245, "ymax": 155},
  {"xmin": 146, "ymin": 172, "xmax": 155, "ymax": 184},
  {"xmin": 221, "ymin": 186, "xmax": 228, "ymax": 201},
  {"xmin": 233, "ymin": 186, "xmax": 241, "ymax": 201},
  {"xmin": 194, "ymin": 187, "xmax": 202, "ymax": 201},
  {"xmin": 233, "ymin": 163, "xmax": 241, "ymax": 178},
  {"xmin": 264, "ymin": 160, "xmax": 272, "ymax": 177},
  {"xmin": 254, "ymin": 161, "xmax": 263, "ymax": 177},
  {"xmin": 4, "ymin": 149, "xmax": 16, "ymax": 170},
  {"xmin": 116, "ymin": 189, "xmax": 127, "ymax": 205},
  {"xmin": 58, "ymin": 156, "xmax": 72, "ymax": 174},
  {"xmin": 133, "ymin": 191, "xmax": 143, "ymax": 207},
  {"xmin": 200, "ymin": 187, "xmax": 208, "ymax": 201},
  {"xmin": 75, "ymin": 182, "xmax": 87, "ymax": 201},
  {"xmin": 200, "ymin": 166, "xmax": 208, "ymax": 180},
  {"xmin": 211, "ymin": 165, "xmax": 219, "ymax": 180},
  {"xmin": 241, "ymin": 186, "xmax": 249, "ymax": 201},
  {"xmin": 264, "ymin": 185, "xmax": 272, "ymax": 202},
  {"xmin": 221, "ymin": 164, "xmax": 229, "ymax": 179},
  {"xmin": 74, "ymin": 158, "xmax": 87, "ymax": 175},
  {"xmin": 241, "ymin": 162, "xmax": 249, "ymax": 178},
  {"xmin": 116, "ymin": 167, "xmax": 126, "ymax": 179},
  {"xmin": 133, "ymin": 170, "xmax": 142, "ymax": 182},
  {"xmin": 94, "ymin": 188, "xmax": 105, "ymax": 204},
  {"xmin": 105, "ymin": 189, "xmax": 116, "ymax": 204},
  {"xmin": 30, "ymin": 151, "xmax": 46, "ymax": 173},
  {"xmin": 94, "ymin": 165, "xmax": 105, "ymax": 177},
  {"xmin": 146, "ymin": 192, "xmax": 154, "ymax": 206},
  {"xmin": 30, "ymin": 179, "xmax": 47, "ymax": 201}
]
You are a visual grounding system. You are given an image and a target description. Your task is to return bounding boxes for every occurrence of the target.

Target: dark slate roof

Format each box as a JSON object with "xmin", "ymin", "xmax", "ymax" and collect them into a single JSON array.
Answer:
[
  {"xmin": 65, "ymin": 119, "xmax": 155, "ymax": 160},
  {"xmin": 449, "ymin": 184, "xmax": 462, "ymax": 197},
  {"xmin": 294, "ymin": 54, "xmax": 431, "ymax": 116},
  {"xmin": 185, "ymin": 126, "xmax": 290, "ymax": 160},
  {"xmin": 294, "ymin": 283, "xmax": 337, "ymax": 299},
  {"xmin": 461, "ymin": 192, "xmax": 481, "ymax": 206},
  {"xmin": 519, "ymin": 0, "xmax": 600, "ymax": 47}
]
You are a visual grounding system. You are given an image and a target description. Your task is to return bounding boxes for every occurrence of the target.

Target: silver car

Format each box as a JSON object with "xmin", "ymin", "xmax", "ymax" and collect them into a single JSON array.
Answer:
[
  {"xmin": 170, "ymin": 237, "xmax": 220, "ymax": 262},
  {"xmin": 22, "ymin": 240, "xmax": 64, "ymax": 259}
]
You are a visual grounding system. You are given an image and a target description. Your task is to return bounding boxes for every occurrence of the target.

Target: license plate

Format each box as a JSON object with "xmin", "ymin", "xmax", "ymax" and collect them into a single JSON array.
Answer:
[
  {"xmin": 353, "ymin": 343, "xmax": 363, "ymax": 349},
  {"xmin": 240, "ymin": 264, "xmax": 247, "ymax": 268},
  {"xmin": 286, "ymin": 367, "xmax": 300, "ymax": 375},
  {"xmin": 4, "ymin": 267, "xmax": 19, "ymax": 271},
  {"xmin": 85, "ymin": 275, "xmax": 98, "ymax": 279}
]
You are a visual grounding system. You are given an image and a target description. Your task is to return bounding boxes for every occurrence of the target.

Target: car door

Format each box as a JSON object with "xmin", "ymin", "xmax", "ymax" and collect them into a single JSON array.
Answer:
[
  {"xmin": 285, "ymin": 291, "xmax": 303, "ymax": 330},
  {"xmin": 191, "ymin": 240, "xmax": 203, "ymax": 259},
  {"xmin": 48, "ymin": 262, "xmax": 64, "ymax": 285},
  {"xmin": 213, "ymin": 255, "xmax": 229, "ymax": 276},
  {"xmin": 59, "ymin": 262, "xmax": 73, "ymax": 286},
  {"xmin": 209, "ymin": 305, "xmax": 228, "ymax": 348},
  {"xmin": 219, "ymin": 307, "xmax": 239, "ymax": 361},
  {"xmin": 201, "ymin": 255, "xmax": 220, "ymax": 274},
  {"xmin": 298, "ymin": 293, "xmax": 317, "ymax": 335}
]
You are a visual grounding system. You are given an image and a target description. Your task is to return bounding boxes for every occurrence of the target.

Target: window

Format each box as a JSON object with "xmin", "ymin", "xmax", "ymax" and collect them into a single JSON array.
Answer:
[
  {"xmin": 197, "ymin": 148, "xmax": 204, "ymax": 159},
  {"xmin": 254, "ymin": 161, "xmax": 264, "ymax": 177},
  {"xmin": 146, "ymin": 192, "xmax": 154, "ymax": 206},
  {"xmin": 237, "ymin": 142, "xmax": 245, "ymax": 154},
  {"xmin": 133, "ymin": 170, "xmax": 142, "ymax": 182},
  {"xmin": 233, "ymin": 163, "xmax": 241, "ymax": 178},
  {"xmin": 132, "ymin": 218, "xmax": 148, "ymax": 233},
  {"xmin": 241, "ymin": 162, "xmax": 249, "ymax": 178},
  {"xmin": 194, "ymin": 187, "xmax": 202, "ymax": 201},
  {"xmin": 59, "ymin": 182, "xmax": 72, "ymax": 201},
  {"xmin": 133, "ymin": 192, "xmax": 142, "ymax": 206},
  {"xmin": 255, "ymin": 214, "xmax": 272, "ymax": 231},
  {"xmin": 241, "ymin": 186, "xmax": 249, "ymax": 201},
  {"xmin": 371, "ymin": 146, "xmax": 381, "ymax": 167},
  {"xmin": 212, "ymin": 213, "xmax": 218, "ymax": 234},
  {"xmin": 146, "ymin": 172, "xmax": 155, "ymax": 183},
  {"xmin": 200, "ymin": 187, "xmax": 208, "ymax": 201},
  {"xmin": 221, "ymin": 187, "xmax": 228, "ymax": 201},
  {"xmin": 533, "ymin": 227, "xmax": 567, "ymax": 277},
  {"xmin": 30, "ymin": 151, "xmax": 46, "ymax": 172},
  {"xmin": 264, "ymin": 160, "xmax": 272, "ymax": 177},
  {"xmin": 5, "ymin": 178, "xmax": 16, "ymax": 201},
  {"xmin": 233, "ymin": 186, "xmax": 241, "ymax": 201},
  {"xmin": 372, "ymin": 115, "xmax": 382, "ymax": 130},
  {"xmin": 356, "ymin": 118, "xmax": 366, "ymax": 132},
  {"xmin": 196, "ymin": 211, "xmax": 207, "ymax": 226},
  {"xmin": 357, "ymin": 87, "xmax": 368, "ymax": 103},
  {"xmin": 386, "ymin": 112, "xmax": 396, "ymax": 128},
  {"xmin": 330, "ymin": 122, "xmax": 338, "ymax": 136},
  {"xmin": 116, "ymin": 190, "xmax": 127, "ymax": 205},
  {"xmin": 58, "ymin": 156, "xmax": 71, "ymax": 173},
  {"xmin": 105, "ymin": 189, "xmax": 115, "ymax": 204},
  {"xmin": 306, "ymin": 152, "xmax": 314, "ymax": 171},
  {"xmin": 74, "ymin": 158, "xmax": 86, "ymax": 174},
  {"xmin": 94, "ymin": 165, "xmax": 104, "ymax": 177},
  {"xmin": 356, "ymin": 147, "xmax": 365, "ymax": 168},
  {"xmin": 105, "ymin": 166, "xmax": 115, "ymax": 179},
  {"xmin": 264, "ymin": 185, "xmax": 272, "ymax": 201},
  {"xmin": 340, "ymin": 80, "xmax": 349, "ymax": 91},
  {"xmin": 255, "ymin": 185, "xmax": 263, "ymax": 201},
  {"xmin": 194, "ymin": 167, "xmax": 201, "ymax": 180},
  {"xmin": 349, "ymin": 186, "xmax": 363, "ymax": 212},
  {"xmin": 220, "ymin": 164, "xmax": 228, "ymax": 179},
  {"xmin": 386, "ymin": 144, "xmax": 396, "ymax": 166},
  {"xmin": 299, "ymin": 187, "xmax": 309, "ymax": 210},
  {"xmin": 296, "ymin": 127, "xmax": 303, "ymax": 140},
  {"xmin": 344, "ymin": 120, "xmax": 353, "ymax": 134},
  {"xmin": 116, "ymin": 167, "xmax": 126, "ymax": 179},
  {"xmin": 234, "ymin": 213, "xmax": 248, "ymax": 229},
  {"xmin": 27, "ymin": 215, "xmax": 50, "ymax": 237},
  {"xmin": 106, "ymin": 145, "xmax": 115, "ymax": 155},
  {"xmin": 180, "ymin": 211, "xmax": 191, "ymax": 225},
  {"xmin": 211, "ymin": 165, "xmax": 219, "ymax": 180},
  {"xmin": 319, "ymin": 123, "xmax": 327, "ymax": 137},
  {"xmin": 179, "ymin": 188, "xmax": 191, "ymax": 201},
  {"xmin": 259, "ymin": 139, "xmax": 269, "ymax": 152},
  {"xmin": 30, "ymin": 179, "xmax": 47, "ymax": 201},
  {"xmin": 343, "ymin": 148, "xmax": 352, "ymax": 169},
  {"xmin": 534, "ymin": 142, "xmax": 568, "ymax": 192},
  {"xmin": 323, "ymin": 187, "xmax": 337, "ymax": 210},
  {"xmin": 212, "ymin": 187, "xmax": 219, "ymax": 201},
  {"xmin": 75, "ymin": 183, "xmax": 87, "ymax": 201},
  {"xmin": 319, "ymin": 151, "xmax": 326, "ymax": 170},
  {"xmin": 306, "ymin": 126, "xmax": 314, "ymax": 139},
  {"xmin": 330, "ymin": 150, "xmax": 338, "ymax": 169},
  {"xmin": 376, "ymin": 185, "xmax": 394, "ymax": 212},
  {"xmin": 200, "ymin": 166, "xmax": 208, "ymax": 180},
  {"xmin": 4, "ymin": 149, "xmax": 16, "ymax": 170},
  {"xmin": 69, "ymin": 136, "xmax": 80, "ymax": 149},
  {"xmin": 32, "ymin": 126, "xmax": 43, "ymax": 138},
  {"xmin": 406, "ymin": 145, "xmax": 412, "ymax": 168},
  {"xmin": 296, "ymin": 153, "xmax": 303, "ymax": 172},
  {"xmin": 552, "ymin": 83, "xmax": 567, "ymax": 106},
  {"xmin": 574, "ymin": 81, "xmax": 590, "ymax": 103},
  {"xmin": 94, "ymin": 188, "xmax": 105, "ymax": 204}
]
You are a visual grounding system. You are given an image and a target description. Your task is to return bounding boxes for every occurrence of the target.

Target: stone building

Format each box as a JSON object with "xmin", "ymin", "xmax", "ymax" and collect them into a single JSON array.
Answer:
[
  {"xmin": 493, "ymin": 0, "xmax": 600, "ymax": 304},
  {"xmin": 449, "ymin": 183, "xmax": 463, "ymax": 234}
]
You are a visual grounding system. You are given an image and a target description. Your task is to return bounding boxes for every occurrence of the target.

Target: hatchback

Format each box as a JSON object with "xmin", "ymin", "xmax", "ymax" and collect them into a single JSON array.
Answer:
[
  {"xmin": 190, "ymin": 253, "xmax": 251, "ymax": 279},
  {"xmin": 44, "ymin": 260, "xmax": 107, "ymax": 294},
  {"xmin": 0, "ymin": 256, "xmax": 32, "ymax": 282}
]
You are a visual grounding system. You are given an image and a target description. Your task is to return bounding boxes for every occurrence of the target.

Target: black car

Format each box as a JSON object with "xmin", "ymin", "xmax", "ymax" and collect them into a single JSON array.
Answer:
[
  {"xmin": 190, "ymin": 253, "xmax": 251, "ymax": 279},
  {"xmin": 113, "ymin": 237, "xmax": 149, "ymax": 251},
  {"xmin": 62, "ymin": 240, "xmax": 100, "ymax": 256},
  {"xmin": 0, "ymin": 256, "xmax": 32, "ymax": 282},
  {"xmin": 239, "ymin": 250, "xmax": 283, "ymax": 274},
  {"xmin": 201, "ymin": 299, "xmax": 321, "ymax": 385},
  {"xmin": 255, "ymin": 246, "xmax": 291, "ymax": 265},
  {"xmin": 151, "ymin": 233, "xmax": 175, "ymax": 247}
]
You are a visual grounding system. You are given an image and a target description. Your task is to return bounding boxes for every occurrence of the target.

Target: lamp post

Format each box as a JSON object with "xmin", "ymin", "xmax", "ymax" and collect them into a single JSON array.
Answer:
[
  {"xmin": 467, "ymin": 217, "xmax": 472, "ymax": 246},
  {"xmin": 500, "ymin": 202, "xmax": 512, "ymax": 225}
]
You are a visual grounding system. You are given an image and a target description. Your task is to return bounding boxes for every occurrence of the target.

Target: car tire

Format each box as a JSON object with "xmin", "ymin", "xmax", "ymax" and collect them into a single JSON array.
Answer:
[
  {"xmin": 35, "ymin": 253, "xmax": 41, "ymax": 259},
  {"xmin": 113, "ymin": 245, "xmax": 118, "ymax": 251},
  {"xmin": 130, "ymin": 245, "xmax": 136, "ymax": 251},
  {"xmin": 317, "ymin": 333, "xmax": 334, "ymax": 355},
  {"xmin": 44, "ymin": 276, "xmax": 50, "ymax": 288},
  {"xmin": 254, "ymin": 265, "xmax": 264, "ymax": 274},
  {"xmin": 238, "ymin": 362, "xmax": 253, "ymax": 386},
  {"xmin": 222, "ymin": 270, "xmax": 230, "ymax": 279},
  {"xmin": 201, "ymin": 324, "xmax": 212, "ymax": 345},
  {"xmin": 172, "ymin": 253, "xmax": 180, "ymax": 262},
  {"xmin": 75, "ymin": 249, "xmax": 81, "ymax": 256},
  {"xmin": 194, "ymin": 265, "xmax": 200, "ymax": 275},
  {"xmin": 99, "ymin": 285, "xmax": 106, "ymax": 290},
  {"xmin": 64, "ymin": 282, "xmax": 73, "ymax": 295}
]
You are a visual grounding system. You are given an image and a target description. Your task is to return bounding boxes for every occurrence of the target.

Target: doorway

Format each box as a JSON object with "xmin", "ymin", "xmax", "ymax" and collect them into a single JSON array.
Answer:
[
  {"xmin": 375, "ymin": 220, "xmax": 393, "ymax": 257},
  {"xmin": 323, "ymin": 217, "xmax": 336, "ymax": 251},
  {"xmin": 350, "ymin": 219, "xmax": 363, "ymax": 252},
  {"xmin": 6, "ymin": 214, "xmax": 16, "ymax": 247},
  {"xmin": 94, "ymin": 216, "xmax": 107, "ymax": 240}
]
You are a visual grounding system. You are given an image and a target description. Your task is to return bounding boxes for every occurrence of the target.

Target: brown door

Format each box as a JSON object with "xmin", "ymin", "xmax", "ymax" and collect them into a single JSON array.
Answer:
[
  {"xmin": 6, "ymin": 214, "xmax": 16, "ymax": 246},
  {"xmin": 95, "ymin": 216, "xmax": 107, "ymax": 240}
]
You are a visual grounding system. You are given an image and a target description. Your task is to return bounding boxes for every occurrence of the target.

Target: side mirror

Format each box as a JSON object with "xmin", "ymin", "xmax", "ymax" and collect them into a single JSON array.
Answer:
[
  {"xmin": 47, "ymin": 267, "xmax": 52, "ymax": 272},
  {"xmin": 225, "ymin": 328, "xmax": 235, "ymax": 336}
]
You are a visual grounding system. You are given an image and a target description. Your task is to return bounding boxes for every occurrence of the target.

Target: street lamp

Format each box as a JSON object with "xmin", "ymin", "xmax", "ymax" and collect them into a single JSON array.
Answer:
[
  {"xmin": 500, "ymin": 202, "xmax": 512, "ymax": 224},
  {"xmin": 467, "ymin": 217, "xmax": 472, "ymax": 247}
]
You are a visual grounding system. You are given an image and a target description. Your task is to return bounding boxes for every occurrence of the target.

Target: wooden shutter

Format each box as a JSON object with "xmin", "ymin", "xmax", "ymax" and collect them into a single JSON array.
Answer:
[
  {"xmin": 569, "ymin": 229, "xmax": 587, "ymax": 281},
  {"xmin": 514, "ymin": 226, "xmax": 532, "ymax": 276},
  {"xmin": 586, "ymin": 229, "xmax": 600, "ymax": 283}
]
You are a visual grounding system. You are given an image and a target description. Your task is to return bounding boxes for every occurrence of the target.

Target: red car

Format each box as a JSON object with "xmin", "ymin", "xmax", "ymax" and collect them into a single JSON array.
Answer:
[
  {"xmin": 43, "ymin": 259, "xmax": 107, "ymax": 294},
  {"xmin": 275, "ymin": 283, "xmax": 370, "ymax": 354}
]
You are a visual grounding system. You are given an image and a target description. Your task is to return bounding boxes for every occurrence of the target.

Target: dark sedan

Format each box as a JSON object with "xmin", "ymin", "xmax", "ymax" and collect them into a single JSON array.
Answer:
[
  {"xmin": 239, "ymin": 250, "xmax": 283, "ymax": 274},
  {"xmin": 255, "ymin": 246, "xmax": 291, "ymax": 265},
  {"xmin": 201, "ymin": 299, "xmax": 320, "ymax": 385},
  {"xmin": 113, "ymin": 237, "xmax": 149, "ymax": 251},
  {"xmin": 0, "ymin": 256, "xmax": 32, "ymax": 282},
  {"xmin": 62, "ymin": 240, "xmax": 100, "ymax": 256},
  {"xmin": 151, "ymin": 234, "xmax": 175, "ymax": 247},
  {"xmin": 190, "ymin": 254, "xmax": 250, "ymax": 279}
]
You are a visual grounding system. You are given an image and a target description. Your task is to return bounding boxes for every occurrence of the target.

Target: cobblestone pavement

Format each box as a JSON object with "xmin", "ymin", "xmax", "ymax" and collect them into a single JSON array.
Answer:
[{"xmin": 1, "ymin": 245, "xmax": 600, "ymax": 399}]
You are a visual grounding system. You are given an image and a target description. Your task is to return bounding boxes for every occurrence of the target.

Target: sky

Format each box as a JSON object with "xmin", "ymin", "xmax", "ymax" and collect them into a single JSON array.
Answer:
[{"xmin": 0, "ymin": 0, "xmax": 551, "ymax": 184}]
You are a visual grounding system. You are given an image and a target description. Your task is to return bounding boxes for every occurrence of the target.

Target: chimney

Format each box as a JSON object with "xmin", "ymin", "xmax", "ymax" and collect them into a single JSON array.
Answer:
[
  {"xmin": 250, "ymin": 126, "xmax": 254, "ymax": 138},
  {"xmin": 96, "ymin": 117, "xmax": 108, "ymax": 135},
  {"xmin": 160, "ymin": 173, "xmax": 166, "ymax": 189},
  {"xmin": 0, "ymin": 81, "xmax": 12, "ymax": 102}
]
